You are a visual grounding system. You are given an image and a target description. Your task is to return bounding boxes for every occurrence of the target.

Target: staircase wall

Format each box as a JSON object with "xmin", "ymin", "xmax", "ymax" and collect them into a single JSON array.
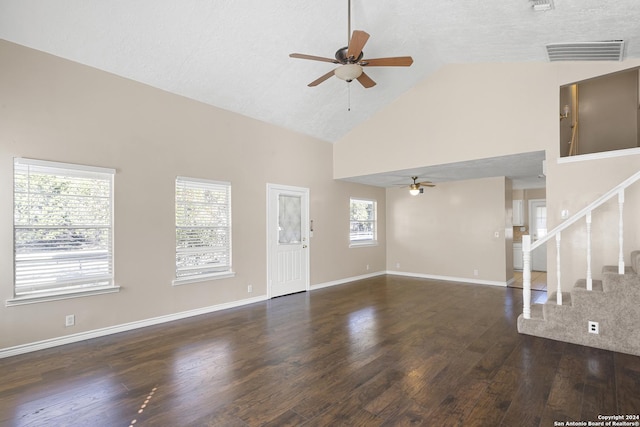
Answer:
[{"xmin": 544, "ymin": 153, "xmax": 640, "ymax": 295}]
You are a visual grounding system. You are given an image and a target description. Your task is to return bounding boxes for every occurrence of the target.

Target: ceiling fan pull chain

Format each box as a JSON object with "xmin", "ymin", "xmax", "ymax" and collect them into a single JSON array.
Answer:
[{"xmin": 348, "ymin": 82, "xmax": 351, "ymax": 111}]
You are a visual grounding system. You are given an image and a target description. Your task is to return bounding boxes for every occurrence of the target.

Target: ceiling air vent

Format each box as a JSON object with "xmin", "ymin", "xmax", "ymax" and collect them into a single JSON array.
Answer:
[
  {"xmin": 546, "ymin": 41, "xmax": 626, "ymax": 62},
  {"xmin": 530, "ymin": 0, "xmax": 554, "ymax": 12}
]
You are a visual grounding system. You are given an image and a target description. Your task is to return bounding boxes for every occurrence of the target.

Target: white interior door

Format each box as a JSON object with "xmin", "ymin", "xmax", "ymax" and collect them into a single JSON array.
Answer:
[
  {"xmin": 529, "ymin": 199, "xmax": 547, "ymax": 272},
  {"xmin": 267, "ymin": 184, "xmax": 309, "ymax": 298}
]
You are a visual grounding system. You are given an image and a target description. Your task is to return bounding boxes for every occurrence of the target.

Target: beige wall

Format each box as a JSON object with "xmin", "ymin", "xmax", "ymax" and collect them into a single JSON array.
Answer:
[
  {"xmin": 545, "ymin": 155, "xmax": 640, "ymax": 292},
  {"xmin": 334, "ymin": 62, "xmax": 559, "ymax": 179},
  {"xmin": 337, "ymin": 58, "xmax": 640, "ymax": 293},
  {"xmin": 386, "ymin": 177, "xmax": 508, "ymax": 284},
  {"xmin": 577, "ymin": 69, "xmax": 639, "ymax": 155},
  {"xmin": 0, "ymin": 40, "xmax": 386, "ymax": 350}
]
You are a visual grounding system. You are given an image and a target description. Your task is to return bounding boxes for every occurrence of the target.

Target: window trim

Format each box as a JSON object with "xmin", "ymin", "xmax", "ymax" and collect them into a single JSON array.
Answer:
[
  {"xmin": 8, "ymin": 157, "xmax": 118, "ymax": 305},
  {"xmin": 349, "ymin": 197, "xmax": 378, "ymax": 247},
  {"xmin": 173, "ymin": 176, "xmax": 234, "ymax": 286}
]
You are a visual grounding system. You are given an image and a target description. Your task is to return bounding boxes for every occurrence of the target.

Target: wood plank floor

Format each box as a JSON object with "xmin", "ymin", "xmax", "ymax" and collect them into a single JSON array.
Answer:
[
  {"xmin": 510, "ymin": 271, "xmax": 548, "ymax": 292},
  {"xmin": 1, "ymin": 275, "xmax": 639, "ymax": 426}
]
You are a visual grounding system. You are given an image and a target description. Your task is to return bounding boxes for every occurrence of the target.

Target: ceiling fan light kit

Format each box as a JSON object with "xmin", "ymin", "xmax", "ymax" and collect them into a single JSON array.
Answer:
[
  {"xmin": 289, "ymin": 0, "xmax": 413, "ymax": 89},
  {"xmin": 334, "ymin": 64, "xmax": 363, "ymax": 82},
  {"xmin": 409, "ymin": 185, "xmax": 422, "ymax": 196},
  {"xmin": 406, "ymin": 177, "xmax": 434, "ymax": 195}
]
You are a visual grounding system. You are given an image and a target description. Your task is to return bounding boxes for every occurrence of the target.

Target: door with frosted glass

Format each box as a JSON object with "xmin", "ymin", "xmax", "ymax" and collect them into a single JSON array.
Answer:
[
  {"xmin": 529, "ymin": 199, "xmax": 547, "ymax": 272},
  {"xmin": 267, "ymin": 184, "xmax": 309, "ymax": 297}
]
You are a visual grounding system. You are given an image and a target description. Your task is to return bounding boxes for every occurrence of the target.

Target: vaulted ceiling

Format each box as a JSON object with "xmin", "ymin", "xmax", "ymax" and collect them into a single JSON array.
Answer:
[{"xmin": 1, "ymin": 0, "xmax": 638, "ymax": 145}]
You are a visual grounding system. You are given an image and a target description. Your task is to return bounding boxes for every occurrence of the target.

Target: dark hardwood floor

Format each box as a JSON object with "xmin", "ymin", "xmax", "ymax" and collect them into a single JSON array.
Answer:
[{"xmin": 1, "ymin": 275, "xmax": 639, "ymax": 426}]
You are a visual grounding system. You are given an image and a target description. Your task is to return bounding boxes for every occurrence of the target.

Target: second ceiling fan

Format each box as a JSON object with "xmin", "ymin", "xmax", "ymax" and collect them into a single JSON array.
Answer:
[{"xmin": 289, "ymin": 1, "xmax": 414, "ymax": 88}]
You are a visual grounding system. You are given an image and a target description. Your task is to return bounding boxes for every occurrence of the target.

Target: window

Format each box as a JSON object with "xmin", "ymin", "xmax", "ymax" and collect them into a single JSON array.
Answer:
[
  {"xmin": 349, "ymin": 198, "xmax": 377, "ymax": 246},
  {"xmin": 174, "ymin": 177, "xmax": 233, "ymax": 284},
  {"xmin": 12, "ymin": 158, "xmax": 115, "ymax": 301}
]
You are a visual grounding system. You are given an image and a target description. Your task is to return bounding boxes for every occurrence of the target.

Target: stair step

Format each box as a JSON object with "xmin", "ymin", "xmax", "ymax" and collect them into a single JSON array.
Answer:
[
  {"xmin": 546, "ymin": 292, "xmax": 572, "ymax": 306},
  {"xmin": 602, "ymin": 265, "xmax": 635, "ymax": 275},
  {"xmin": 530, "ymin": 303, "xmax": 544, "ymax": 320},
  {"xmin": 574, "ymin": 279, "xmax": 604, "ymax": 292}
]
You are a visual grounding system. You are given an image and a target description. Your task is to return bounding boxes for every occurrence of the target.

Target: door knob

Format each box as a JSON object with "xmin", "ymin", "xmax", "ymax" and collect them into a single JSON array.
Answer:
[{"xmin": 303, "ymin": 245, "xmax": 308, "ymax": 248}]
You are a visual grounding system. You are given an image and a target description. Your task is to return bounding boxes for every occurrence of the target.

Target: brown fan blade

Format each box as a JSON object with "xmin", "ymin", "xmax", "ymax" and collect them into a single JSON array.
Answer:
[
  {"xmin": 347, "ymin": 30, "xmax": 370, "ymax": 60},
  {"xmin": 308, "ymin": 69, "xmax": 336, "ymax": 87},
  {"xmin": 419, "ymin": 183, "xmax": 435, "ymax": 187},
  {"xmin": 361, "ymin": 56, "xmax": 414, "ymax": 67},
  {"xmin": 356, "ymin": 72, "xmax": 376, "ymax": 88},
  {"xmin": 290, "ymin": 53, "xmax": 339, "ymax": 64}
]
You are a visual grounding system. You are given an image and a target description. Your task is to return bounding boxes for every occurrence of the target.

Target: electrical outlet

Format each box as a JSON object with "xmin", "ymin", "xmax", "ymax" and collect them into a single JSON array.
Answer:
[
  {"xmin": 366, "ymin": 264, "xmax": 370, "ymax": 271},
  {"xmin": 396, "ymin": 262, "xmax": 400, "ymax": 269},
  {"xmin": 65, "ymin": 314, "xmax": 75, "ymax": 327},
  {"xmin": 473, "ymin": 269, "xmax": 479, "ymax": 276},
  {"xmin": 588, "ymin": 321, "xmax": 599, "ymax": 334},
  {"xmin": 247, "ymin": 284, "xmax": 253, "ymax": 293}
]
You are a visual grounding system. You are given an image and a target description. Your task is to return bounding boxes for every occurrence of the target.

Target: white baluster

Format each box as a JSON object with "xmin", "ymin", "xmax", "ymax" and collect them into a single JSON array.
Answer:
[
  {"xmin": 586, "ymin": 211, "xmax": 592, "ymax": 291},
  {"xmin": 618, "ymin": 190, "xmax": 625, "ymax": 274},
  {"xmin": 522, "ymin": 235, "xmax": 531, "ymax": 319},
  {"xmin": 556, "ymin": 233, "xmax": 562, "ymax": 305}
]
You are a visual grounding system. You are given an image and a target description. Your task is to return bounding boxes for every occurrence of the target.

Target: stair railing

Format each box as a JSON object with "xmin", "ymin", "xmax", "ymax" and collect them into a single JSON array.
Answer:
[{"xmin": 522, "ymin": 170, "xmax": 640, "ymax": 319}]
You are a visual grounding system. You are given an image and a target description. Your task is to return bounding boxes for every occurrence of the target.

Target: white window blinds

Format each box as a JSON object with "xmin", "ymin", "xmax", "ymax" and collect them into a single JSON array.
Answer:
[
  {"xmin": 13, "ymin": 158, "xmax": 115, "ymax": 296},
  {"xmin": 175, "ymin": 177, "xmax": 232, "ymax": 280}
]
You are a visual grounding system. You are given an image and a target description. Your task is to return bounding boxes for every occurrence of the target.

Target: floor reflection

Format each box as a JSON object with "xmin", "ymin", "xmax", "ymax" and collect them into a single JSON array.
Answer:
[{"xmin": 347, "ymin": 306, "xmax": 379, "ymax": 356}]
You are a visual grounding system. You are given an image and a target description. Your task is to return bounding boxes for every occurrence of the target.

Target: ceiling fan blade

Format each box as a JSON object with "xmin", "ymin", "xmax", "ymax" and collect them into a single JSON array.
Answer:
[
  {"xmin": 419, "ymin": 183, "xmax": 436, "ymax": 187},
  {"xmin": 290, "ymin": 53, "xmax": 339, "ymax": 63},
  {"xmin": 347, "ymin": 30, "xmax": 370, "ymax": 60},
  {"xmin": 308, "ymin": 69, "xmax": 336, "ymax": 87},
  {"xmin": 356, "ymin": 72, "xmax": 376, "ymax": 88},
  {"xmin": 361, "ymin": 56, "xmax": 414, "ymax": 67}
]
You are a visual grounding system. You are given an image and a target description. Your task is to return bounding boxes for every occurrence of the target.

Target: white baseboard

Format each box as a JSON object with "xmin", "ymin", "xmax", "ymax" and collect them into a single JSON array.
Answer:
[
  {"xmin": 311, "ymin": 271, "xmax": 386, "ymax": 290},
  {"xmin": 386, "ymin": 270, "xmax": 508, "ymax": 287},
  {"xmin": 0, "ymin": 295, "xmax": 268, "ymax": 359}
]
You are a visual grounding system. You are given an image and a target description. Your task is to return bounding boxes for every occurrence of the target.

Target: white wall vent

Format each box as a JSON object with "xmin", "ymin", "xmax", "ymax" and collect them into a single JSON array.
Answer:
[{"xmin": 546, "ymin": 41, "xmax": 626, "ymax": 62}]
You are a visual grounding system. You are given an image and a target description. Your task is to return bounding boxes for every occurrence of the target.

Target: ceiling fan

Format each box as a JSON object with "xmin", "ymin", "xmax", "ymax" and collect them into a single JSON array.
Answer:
[
  {"xmin": 289, "ymin": 0, "xmax": 414, "ymax": 88},
  {"xmin": 402, "ymin": 176, "xmax": 435, "ymax": 195}
]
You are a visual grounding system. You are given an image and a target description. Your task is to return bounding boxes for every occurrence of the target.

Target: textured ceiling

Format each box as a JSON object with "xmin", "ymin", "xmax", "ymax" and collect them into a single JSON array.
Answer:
[
  {"xmin": 1, "ymin": 0, "xmax": 638, "ymax": 145},
  {"xmin": 340, "ymin": 151, "xmax": 547, "ymax": 190},
  {"xmin": 1, "ymin": 1, "xmax": 638, "ymax": 189}
]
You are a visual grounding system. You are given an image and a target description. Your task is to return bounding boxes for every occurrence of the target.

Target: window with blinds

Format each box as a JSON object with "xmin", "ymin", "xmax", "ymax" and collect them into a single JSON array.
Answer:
[
  {"xmin": 13, "ymin": 158, "xmax": 115, "ymax": 296},
  {"xmin": 175, "ymin": 177, "xmax": 232, "ymax": 282},
  {"xmin": 349, "ymin": 198, "xmax": 377, "ymax": 244}
]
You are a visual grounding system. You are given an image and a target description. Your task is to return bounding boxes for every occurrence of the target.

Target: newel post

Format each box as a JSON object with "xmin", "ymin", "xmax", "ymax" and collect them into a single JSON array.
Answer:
[{"xmin": 522, "ymin": 235, "xmax": 532, "ymax": 319}]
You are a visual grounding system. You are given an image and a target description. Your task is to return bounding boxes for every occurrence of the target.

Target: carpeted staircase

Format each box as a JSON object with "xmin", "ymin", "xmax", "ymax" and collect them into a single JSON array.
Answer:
[{"xmin": 518, "ymin": 250, "xmax": 640, "ymax": 356}]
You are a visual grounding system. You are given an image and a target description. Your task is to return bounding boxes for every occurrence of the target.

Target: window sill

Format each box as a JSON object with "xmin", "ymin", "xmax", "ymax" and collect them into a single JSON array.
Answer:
[
  {"xmin": 172, "ymin": 271, "xmax": 236, "ymax": 287},
  {"xmin": 349, "ymin": 241, "xmax": 379, "ymax": 248},
  {"xmin": 6, "ymin": 285, "xmax": 121, "ymax": 307}
]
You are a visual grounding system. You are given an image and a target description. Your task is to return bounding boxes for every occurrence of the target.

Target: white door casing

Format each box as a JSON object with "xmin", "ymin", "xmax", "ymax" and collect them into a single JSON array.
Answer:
[
  {"xmin": 267, "ymin": 184, "xmax": 309, "ymax": 298},
  {"xmin": 529, "ymin": 199, "xmax": 547, "ymax": 272}
]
